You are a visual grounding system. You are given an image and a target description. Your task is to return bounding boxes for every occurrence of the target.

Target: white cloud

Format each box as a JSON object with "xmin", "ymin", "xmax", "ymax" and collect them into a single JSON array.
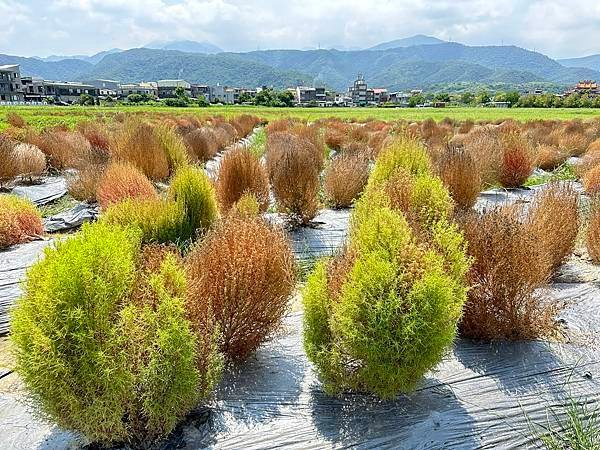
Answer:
[{"xmin": 0, "ymin": 0, "xmax": 598, "ymax": 58}]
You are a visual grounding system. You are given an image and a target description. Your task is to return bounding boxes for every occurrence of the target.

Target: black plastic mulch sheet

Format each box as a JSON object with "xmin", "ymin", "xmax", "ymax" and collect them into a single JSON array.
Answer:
[
  {"xmin": 0, "ymin": 239, "xmax": 54, "ymax": 335},
  {"xmin": 43, "ymin": 203, "xmax": 99, "ymax": 233},
  {"xmin": 10, "ymin": 177, "xmax": 68, "ymax": 206}
]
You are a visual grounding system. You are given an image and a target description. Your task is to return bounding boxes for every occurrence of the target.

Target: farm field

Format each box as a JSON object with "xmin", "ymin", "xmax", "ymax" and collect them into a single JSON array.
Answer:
[
  {"xmin": 1, "ymin": 105, "xmax": 599, "ymax": 131},
  {"xmin": 1, "ymin": 111, "xmax": 600, "ymax": 448}
]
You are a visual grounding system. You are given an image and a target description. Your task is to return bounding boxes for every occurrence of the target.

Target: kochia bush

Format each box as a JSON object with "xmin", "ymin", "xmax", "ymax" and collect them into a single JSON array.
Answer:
[
  {"xmin": 303, "ymin": 193, "xmax": 469, "ymax": 398},
  {"xmin": 10, "ymin": 223, "xmax": 221, "ymax": 447}
]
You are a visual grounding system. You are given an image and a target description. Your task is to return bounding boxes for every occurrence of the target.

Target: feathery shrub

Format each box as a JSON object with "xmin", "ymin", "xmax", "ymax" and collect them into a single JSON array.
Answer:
[
  {"xmin": 96, "ymin": 161, "xmax": 157, "ymax": 209},
  {"xmin": 587, "ymin": 198, "xmax": 600, "ymax": 264},
  {"xmin": 168, "ymin": 166, "xmax": 218, "ymax": 241},
  {"xmin": 111, "ymin": 120, "xmax": 169, "ymax": 180},
  {"xmin": 186, "ymin": 216, "xmax": 295, "ymax": 360},
  {"xmin": 435, "ymin": 145, "xmax": 481, "ymax": 209},
  {"xmin": 216, "ymin": 147, "xmax": 269, "ymax": 212},
  {"xmin": 183, "ymin": 127, "xmax": 218, "ymax": 162},
  {"xmin": 583, "ymin": 165, "xmax": 600, "ymax": 195},
  {"xmin": 11, "ymin": 223, "xmax": 221, "ymax": 447},
  {"xmin": 266, "ymin": 132, "xmax": 320, "ymax": 225},
  {"xmin": 303, "ymin": 196, "xmax": 469, "ymax": 398},
  {"xmin": 535, "ymin": 144, "xmax": 568, "ymax": 171},
  {"xmin": 528, "ymin": 183, "xmax": 580, "ymax": 273},
  {"xmin": 6, "ymin": 112, "xmax": 26, "ymax": 128},
  {"xmin": 459, "ymin": 206, "xmax": 558, "ymax": 340},
  {"xmin": 0, "ymin": 135, "xmax": 19, "ymax": 186},
  {"xmin": 323, "ymin": 153, "xmax": 369, "ymax": 208},
  {"xmin": 498, "ymin": 132, "xmax": 534, "ymax": 188},
  {"xmin": 0, "ymin": 194, "xmax": 43, "ymax": 249},
  {"xmin": 12, "ymin": 143, "xmax": 46, "ymax": 182},
  {"xmin": 155, "ymin": 124, "xmax": 191, "ymax": 172}
]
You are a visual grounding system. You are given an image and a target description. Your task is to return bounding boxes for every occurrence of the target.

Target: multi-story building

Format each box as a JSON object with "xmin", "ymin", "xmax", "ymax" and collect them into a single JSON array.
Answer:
[
  {"xmin": 372, "ymin": 88, "xmax": 389, "ymax": 104},
  {"xmin": 157, "ymin": 80, "xmax": 191, "ymax": 98},
  {"xmin": 191, "ymin": 84, "xmax": 210, "ymax": 100},
  {"xmin": 44, "ymin": 81, "xmax": 99, "ymax": 103},
  {"xmin": 119, "ymin": 82, "xmax": 158, "ymax": 98},
  {"xmin": 0, "ymin": 64, "xmax": 24, "ymax": 102},
  {"xmin": 389, "ymin": 91, "xmax": 411, "ymax": 106},
  {"xmin": 294, "ymin": 86, "xmax": 327, "ymax": 105},
  {"xmin": 21, "ymin": 76, "xmax": 46, "ymax": 102},
  {"xmin": 571, "ymin": 80, "xmax": 599, "ymax": 96},
  {"xmin": 348, "ymin": 74, "xmax": 370, "ymax": 106},
  {"xmin": 82, "ymin": 79, "xmax": 120, "ymax": 98},
  {"xmin": 210, "ymin": 84, "xmax": 235, "ymax": 104}
]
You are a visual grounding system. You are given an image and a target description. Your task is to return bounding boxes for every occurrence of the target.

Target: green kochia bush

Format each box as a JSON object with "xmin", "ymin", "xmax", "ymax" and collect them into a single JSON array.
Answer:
[
  {"xmin": 168, "ymin": 166, "xmax": 218, "ymax": 241},
  {"xmin": 303, "ymin": 137, "xmax": 470, "ymax": 398},
  {"xmin": 10, "ymin": 223, "xmax": 221, "ymax": 447}
]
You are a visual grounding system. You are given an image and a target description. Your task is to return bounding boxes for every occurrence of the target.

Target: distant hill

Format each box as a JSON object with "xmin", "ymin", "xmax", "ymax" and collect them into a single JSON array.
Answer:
[
  {"xmin": 144, "ymin": 40, "xmax": 223, "ymax": 54},
  {"xmin": 33, "ymin": 49, "xmax": 122, "ymax": 64},
  {"xmin": 0, "ymin": 54, "xmax": 93, "ymax": 80},
  {"xmin": 368, "ymin": 35, "xmax": 446, "ymax": 51},
  {"xmin": 77, "ymin": 48, "xmax": 312, "ymax": 88},
  {"xmin": 558, "ymin": 54, "xmax": 600, "ymax": 73}
]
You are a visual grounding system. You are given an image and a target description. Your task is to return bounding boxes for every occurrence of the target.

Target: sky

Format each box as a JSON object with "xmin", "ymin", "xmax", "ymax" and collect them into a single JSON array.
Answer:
[{"xmin": 2, "ymin": 0, "xmax": 600, "ymax": 59}]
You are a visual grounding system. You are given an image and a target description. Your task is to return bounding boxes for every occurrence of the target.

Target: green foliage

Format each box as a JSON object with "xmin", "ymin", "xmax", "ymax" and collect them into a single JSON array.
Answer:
[
  {"xmin": 11, "ymin": 223, "xmax": 217, "ymax": 446},
  {"xmin": 102, "ymin": 198, "xmax": 186, "ymax": 244},
  {"xmin": 155, "ymin": 124, "xmax": 190, "ymax": 172},
  {"xmin": 408, "ymin": 94, "xmax": 425, "ymax": 107},
  {"xmin": 303, "ymin": 204, "xmax": 468, "ymax": 398},
  {"xmin": 248, "ymin": 127, "xmax": 267, "ymax": 158},
  {"xmin": 368, "ymin": 137, "xmax": 431, "ymax": 187},
  {"xmin": 163, "ymin": 97, "xmax": 189, "ymax": 107},
  {"xmin": 168, "ymin": 166, "xmax": 218, "ymax": 241},
  {"xmin": 524, "ymin": 163, "xmax": 578, "ymax": 187},
  {"xmin": 78, "ymin": 93, "xmax": 95, "ymax": 106}
]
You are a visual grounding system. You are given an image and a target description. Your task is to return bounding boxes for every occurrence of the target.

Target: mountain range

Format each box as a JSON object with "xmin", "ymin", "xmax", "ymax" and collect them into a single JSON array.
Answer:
[{"xmin": 1, "ymin": 36, "xmax": 599, "ymax": 92}]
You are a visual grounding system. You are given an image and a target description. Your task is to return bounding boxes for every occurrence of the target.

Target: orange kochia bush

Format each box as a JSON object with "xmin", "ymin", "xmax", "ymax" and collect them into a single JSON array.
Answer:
[
  {"xmin": 96, "ymin": 162, "xmax": 157, "ymax": 209},
  {"xmin": 185, "ymin": 216, "xmax": 295, "ymax": 360},
  {"xmin": 0, "ymin": 195, "xmax": 44, "ymax": 249}
]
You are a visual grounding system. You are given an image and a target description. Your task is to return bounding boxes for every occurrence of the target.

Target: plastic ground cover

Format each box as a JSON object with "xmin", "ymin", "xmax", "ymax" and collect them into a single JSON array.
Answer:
[
  {"xmin": 0, "ymin": 184, "xmax": 599, "ymax": 448},
  {"xmin": 10, "ymin": 177, "xmax": 68, "ymax": 206},
  {"xmin": 43, "ymin": 203, "xmax": 99, "ymax": 233}
]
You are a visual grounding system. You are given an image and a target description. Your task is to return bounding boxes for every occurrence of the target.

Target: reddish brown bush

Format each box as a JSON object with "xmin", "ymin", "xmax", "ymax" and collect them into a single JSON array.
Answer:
[
  {"xmin": 435, "ymin": 145, "xmax": 481, "ymax": 209},
  {"xmin": 230, "ymin": 114, "xmax": 260, "ymax": 138},
  {"xmin": 528, "ymin": 183, "xmax": 580, "ymax": 273},
  {"xmin": 77, "ymin": 121, "xmax": 110, "ymax": 152},
  {"xmin": 184, "ymin": 127, "xmax": 218, "ymax": 162},
  {"xmin": 0, "ymin": 135, "xmax": 19, "ymax": 186},
  {"xmin": 457, "ymin": 120, "xmax": 475, "ymax": 134},
  {"xmin": 459, "ymin": 206, "xmax": 559, "ymax": 340},
  {"xmin": 185, "ymin": 216, "xmax": 295, "ymax": 360},
  {"xmin": 111, "ymin": 120, "xmax": 169, "ymax": 180},
  {"xmin": 213, "ymin": 122, "xmax": 238, "ymax": 148},
  {"xmin": 558, "ymin": 130, "xmax": 589, "ymax": 157},
  {"xmin": 0, "ymin": 195, "xmax": 44, "ymax": 249},
  {"xmin": 462, "ymin": 126, "xmax": 502, "ymax": 185},
  {"xmin": 68, "ymin": 164, "xmax": 106, "ymax": 202},
  {"xmin": 266, "ymin": 132, "xmax": 320, "ymax": 224},
  {"xmin": 324, "ymin": 128, "xmax": 347, "ymax": 150},
  {"xmin": 498, "ymin": 132, "xmax": 533, "ymax": 188},
  {"xmin": 323, "ymin": 153, "xmax": 369, "ymax": 208},
  {"xmin": 6, "ymin": 112, "xmax": 26, "ymax": 128},
  {"xmin": 535, "ymin": 144, "xmax": 568, "ymax": 171},
  {"xmin": 583, "ymin": 165, "xmax": 600, "ymax": 195},
  {"xmin": 216, "ymin": 147, "xmax": 269, "ymax": 212},
  {"xmin": 587, "ymin": 198, "xmax": 600, "ymax": 263},
  {"xmin": 25, "ymin": 130, "xmax": 91, "ymax": 170},
  {"xmin": 96, "ymin": 162, "xmax": 157, "ymax": 209}
]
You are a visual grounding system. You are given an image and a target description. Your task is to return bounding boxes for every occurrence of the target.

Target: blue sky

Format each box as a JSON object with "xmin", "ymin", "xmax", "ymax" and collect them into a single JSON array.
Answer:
[{"xmin": 3, "ymin": 0, "xmax": 600, "ymax": 58}]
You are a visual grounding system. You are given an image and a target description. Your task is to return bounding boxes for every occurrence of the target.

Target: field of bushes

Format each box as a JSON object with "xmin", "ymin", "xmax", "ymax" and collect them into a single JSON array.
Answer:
[
  {"xmin": 1, "ymin": 105, "xmax": 600, "ymax": 132},
  {"xmin": 1, "ymin": 109, "xmax": 600, "ymax": 448}
]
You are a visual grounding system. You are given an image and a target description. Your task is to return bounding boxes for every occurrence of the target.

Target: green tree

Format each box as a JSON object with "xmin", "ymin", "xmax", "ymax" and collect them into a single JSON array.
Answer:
[
  {"xmin": 506, "ymin": 91, "xmax": 520, "ymax": 106},
  {"xmin": 408, "ymin": 94, "xmax": 425, "ymax": 107},
  {"xmin": 277, "ymin": 90, "xmax": 295, "ymax": 107},
  {"xmin": 79, "ymin": 93, "xmax": 95, "ymax": 106},
  {"xmin": 460, "ymin": 92, "xmax": 474, "ymax": 105},
  {"xmin": 174, "ymin": 86, "xmax": 188, "ymax": 100},
  {"xmin": 475, "ymin": 90, "xmax": 491, "ymax": 105},
  {"xmin": 435, "ymin": 93, "xmax": 450, "ymax": 103}
]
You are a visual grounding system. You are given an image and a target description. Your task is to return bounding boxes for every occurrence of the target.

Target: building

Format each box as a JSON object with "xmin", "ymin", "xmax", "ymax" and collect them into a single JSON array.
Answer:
[
  {"xmin": 82, "ymin": 79, "xmax": 120, "ymax": 97},
  {"xmin": 191, "ymin": 84, "xmax": 210, "ymax": 100},
  {"xmin": 570, "ymin": 80, "xmax": 599, "ymax": 96},
  {"xmin": 210, "ymin": 84, "xmax": 235, "ymax": 104},
  {"xmin": 156, "ymin": 80, "xmax": 191, "ymax": 98},
  {"xmin": 372, "ymin": 88, "xmax": 389, "ymax": 104},
  {"xmin": 21, "ymin": 76, "xmax": 46, "ymax": 102},
  {"xmin": 389, "ymin": 91, "xmax": 411, "ymax": 106},
  {"xmin": 0, "ymin": 64, "xmax": 24, "ymax": 102},
  {"xmin": 348, "ymin": 74, "xmax": 369, "ymax": 106},
  {"xmin": 294, "ymin": 86, "xmax": 327, "ymax": 105},
  {"xmin": 44, "ymin": 81, "xmax": 99, "ymax": 104},
  {"xmin": 119, "ymin": 82, "xmax": 158, "ymax": 98}
]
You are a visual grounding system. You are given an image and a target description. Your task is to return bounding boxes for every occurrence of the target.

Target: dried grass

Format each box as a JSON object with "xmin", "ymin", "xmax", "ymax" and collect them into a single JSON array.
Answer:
[
  {"xmin": 96, "ymin": 161, "xmax": 157, "ymax": 209},
  {"xmin": 323, "ymin": 153, "xmax": 369, "ymax": 208},
  {"xmin": 587, "ymin": 198, "xmax": 600, "ymax": 263},
  {"xmin": 498, "ymin": 131, "xmax": 534, "ymax": 188},
  {"xmin": 184, "ymin": 128, "xmax": 218, "ymax": 162},
  {"xmin": 435, "ymin": 144, "xmax": 481, "ymax": 209}
]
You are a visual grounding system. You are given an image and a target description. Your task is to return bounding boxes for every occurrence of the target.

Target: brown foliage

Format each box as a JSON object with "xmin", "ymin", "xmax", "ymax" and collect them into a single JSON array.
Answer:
[
  {"xmin": 535, "ymin": 144, "xmax": 567, "ymax": 171},
  {"xmin": 6, "ymin": 112, "xmax": 26, "ymax": 128},
  {"xmin": 0, "ymin": 135, "xmax": 19, "ymax": 185},
  {"xmin": 110, "ymin": 120, "xmax": 169, "ymax": 180},
  {"xmin": 185, "ymin": 216, "xmax": 295, "ymax": 360},
  {"xmin": 11, "ymin": 143, "xmax": 46, "ymax": 182},
  {"xmin": 498, "ymin": 132, "xmax": 533, "ymax": 188},
  {"xmin": 184, "ymin": 128, "xmax": 219, "ymax": 162},
  {"xmin": 68, "ymin": 164, "xmax": 106, "ymax": 202},
  {"xmin": 459, "ymin": 206, "xmax": 559, "ymax": 340},
  {"xmin": 323, "ymin": 153, "xmax": 369, "ymax": 208},
  {"xmin": 215, "ymin": 147, "xmax": 269, "ymax": 212},
  {"xmin": 230, "ymin": 114, "xmax": 260, "ymax": 138},
  {"xmin": 462, "ymin": 125, "xmax": 502, "ymax": 185},
  {"xmin": 77, "ymin": 121, "xmax": 110, "ymax": 152},
  {"xmin": 435, "ymin": 145, "xmax": 481, "ymax": 209},
  {"xmin": 96, "ymin": 161, "xmax": 157, "ymax": 209},
  {"xmin": 0, "ymin": 196, "xmax": 44, "ymax": 249},
  {"xmin": 213, "ymin": 122, "xmax": 238, "ymax": 148},
  {"xmin": 266, "ymin": 132, "xmax": 320, "ymax": 224},
  {"xmin": 587, "ymin": 198, "xmax": 600, "ymax": 263},
  {"xmin": 528, "ymin": 183, "xmax": 580, "ymax": 273},
  {"xmin": 583, "ymin": 165, "xmax": 600, "ymax": 195},
  {"xmin": 25, "ymin": 130, "xmax": 91, "ymax": 170}
]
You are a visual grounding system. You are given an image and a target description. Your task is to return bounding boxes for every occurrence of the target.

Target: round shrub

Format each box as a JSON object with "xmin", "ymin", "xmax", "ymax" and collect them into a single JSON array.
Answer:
[
  {"xmin": 498, "ymin": 132, "xmax": 533, "ymax": 188},
  {"xmin": 368, "ymin": 136, "xmax": 431, "ymax": 187},
  {"xmin": 0, "ymin": 194, "xmax": 44, "ymax": 249},
  {"xmin": 303, "ymin": 202, "xmax": 469, "ymax": 398},
  {"xmin": 10, "ymin": 223, "xmax": 221, "ymax": 447},
  {"xmin": 183, "ymin": 127, "xmax": 218, "ymax": 162},
  {"xmin": 435, "ymin": 145, "xmax": 481, "ymax": 209},
  {"xmin": 155, "ymin": 124, "xmax": 192, "ymax": 172},
  {"xmin": 583, "ymin": 165, "xmax": 600, "ymax": 195},
  {"xmin": 97, "ymin": 161, "xmax": 157, "ymax": 209},
  {"xmin": 168, "ymin": 166, "xmax": 218, "ymax": 241},
  {"xmin": 12, "ymin": 143, "xmax": 46, "ymax": 182},
  {"xmin": 186, "ymin": 216, "xmax": 296, "ymax": 360},
  {"xmin": 102, "ymin": 198, "xmax": 186, "ymax": 245},
  {"xmin": 266, "ymin": 132, "xmax": 320, "ymax": 225},
  {"xmin": 216, "ymin": 147, "xmax": 269, "ymax": 212},
  {"xmin": 323, "ymin": 153, "xmax": 369, "ymax": 208}
]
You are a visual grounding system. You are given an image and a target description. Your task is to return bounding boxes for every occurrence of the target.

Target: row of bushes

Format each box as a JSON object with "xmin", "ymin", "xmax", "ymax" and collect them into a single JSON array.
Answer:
[{"xmin": 11, "ymin": 170, "xmax": 296, "ymax": 446}]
